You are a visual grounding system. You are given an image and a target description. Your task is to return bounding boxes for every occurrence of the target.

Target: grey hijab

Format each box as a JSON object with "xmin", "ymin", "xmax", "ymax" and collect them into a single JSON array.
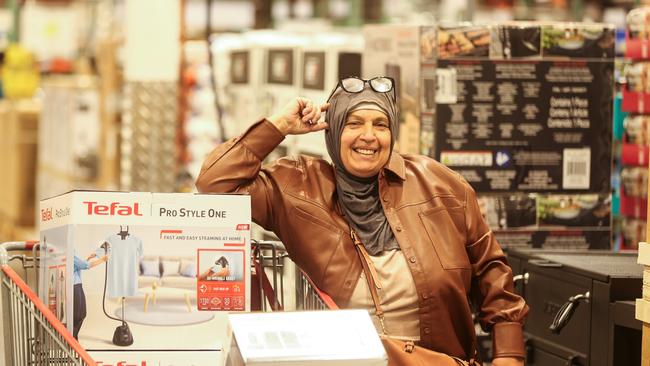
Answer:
[{"xmin": 325, "ymin": 86, "xmax": 399, "ymax": 255}]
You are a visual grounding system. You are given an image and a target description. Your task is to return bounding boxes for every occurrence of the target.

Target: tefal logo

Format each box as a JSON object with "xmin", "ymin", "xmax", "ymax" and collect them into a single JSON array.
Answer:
[
  {"xmin": 83, "ymin": 201, "xmax": 144, "ymax": 216},
  {"xmin": 96, "ymin": 362, "xmax": 147, "ymax": 366},
  {"xmin": 41, "ymin": 208, "xmax": 53, "ymax": 221}
]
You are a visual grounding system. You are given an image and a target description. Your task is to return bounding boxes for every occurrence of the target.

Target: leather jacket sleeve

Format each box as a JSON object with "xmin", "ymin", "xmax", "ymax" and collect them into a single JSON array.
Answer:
[
  {"xmin": 195, "ymin": 119, "xmax": 289, "ymax": 230},
  {"xmin": 463, "ymin": 180, "xmax": 529, "ymax": 359}
]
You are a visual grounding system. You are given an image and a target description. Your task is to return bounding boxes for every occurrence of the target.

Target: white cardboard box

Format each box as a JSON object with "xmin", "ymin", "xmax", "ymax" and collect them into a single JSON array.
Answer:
[
  {"xmin": 224, "ymin": 310, "xmax": 387, "ymax": 366},
  {"xmin": 636, "ymin": 298, "xmax": 650, "ymax": 324},
  {"xmin": 39, "ymin": 191, "xmax": 251, "ymax": 365},
  {"xmin": 638, "ymin": 242, "xmax": 650, "ymax": 266}
]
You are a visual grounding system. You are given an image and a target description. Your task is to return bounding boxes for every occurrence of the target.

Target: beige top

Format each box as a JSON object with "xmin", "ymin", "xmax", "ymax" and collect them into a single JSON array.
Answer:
[{"xmin": 347, "ymin": 249, "xmax": 420, "ymax": 341}]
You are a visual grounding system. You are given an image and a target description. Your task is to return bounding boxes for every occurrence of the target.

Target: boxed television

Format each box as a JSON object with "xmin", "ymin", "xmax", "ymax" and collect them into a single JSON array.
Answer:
[{"xmin": 39, "ymin": 191, "xmax": 251, "ymax": 365}]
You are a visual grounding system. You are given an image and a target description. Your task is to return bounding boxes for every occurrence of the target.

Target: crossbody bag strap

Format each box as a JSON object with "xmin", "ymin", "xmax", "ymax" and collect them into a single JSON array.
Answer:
[
  {"xmin": 350, "ymin": 229, "xmax": 388, "ymax": 335},
  {"xmin": 351, "ymin": 229, "xmax": 481, "ymax": 365}
]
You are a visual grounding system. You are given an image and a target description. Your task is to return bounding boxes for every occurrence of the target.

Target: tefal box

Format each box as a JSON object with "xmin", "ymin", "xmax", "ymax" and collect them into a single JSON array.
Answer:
[
  {"xmin": 39, "ymin": 191, "xmax": 251, "ymax": 365},
  {"xmin": 224, "ymin": 310, "xmax": 387, "ymax": 366}
]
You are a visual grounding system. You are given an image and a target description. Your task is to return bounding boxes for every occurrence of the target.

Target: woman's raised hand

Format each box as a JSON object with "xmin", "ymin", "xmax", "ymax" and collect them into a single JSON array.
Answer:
[{"xmin": 268, "ymin": 97, "xmax": 329, "ymax": 136}]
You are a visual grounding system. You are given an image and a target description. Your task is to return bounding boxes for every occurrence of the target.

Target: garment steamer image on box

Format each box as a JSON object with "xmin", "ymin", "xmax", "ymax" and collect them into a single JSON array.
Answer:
[
  {"xmin": 39, "ymin": 191, "xmax": 251, "ymax": 365},
  {"xmin": 40, "ymin": 236, "xmax": 68, "ymax": 327},
  {"xmin": 98, "ymin": 226, "xmax": 139, "ymax": 346}
]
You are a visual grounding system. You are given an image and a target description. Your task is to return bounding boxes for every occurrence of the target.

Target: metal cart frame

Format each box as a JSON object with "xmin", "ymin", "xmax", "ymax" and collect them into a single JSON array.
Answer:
[
  {"xmin": 1, "ymin": 241, "xmax": 96, "ymax": 365},
  {"xmin": 251, "ymin": 240, "xmax": 338, "ymax": 312}
]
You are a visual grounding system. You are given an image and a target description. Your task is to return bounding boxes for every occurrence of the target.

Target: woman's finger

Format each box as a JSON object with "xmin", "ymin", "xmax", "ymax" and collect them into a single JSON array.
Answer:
[
  {"xmin": 301, "ymin": 103, "xmax": 315, "ymax": 122},
  {"xmin": 304, "ymin": 104, "xmax": 322, "ymax": 123},
  {"xmin": 311, "ymin": 108, "xmax": 322, "ymax": 123},
  {"xmin": 306, "ymin": 106, "xmax": 320, "ymax": 122},
  {"xmin": 310, "ymin": 121, "xmax": 329, "ymax": 131},
  {"xmin": 320, "ymin": 103, "xmax": 330, "ymax": 112}
]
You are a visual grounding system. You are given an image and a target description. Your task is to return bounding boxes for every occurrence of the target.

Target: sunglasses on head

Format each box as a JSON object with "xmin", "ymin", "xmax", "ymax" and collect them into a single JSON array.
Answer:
[{"xmin": 326, "ymin": 76, "xmax": 396, "ymax": 102}]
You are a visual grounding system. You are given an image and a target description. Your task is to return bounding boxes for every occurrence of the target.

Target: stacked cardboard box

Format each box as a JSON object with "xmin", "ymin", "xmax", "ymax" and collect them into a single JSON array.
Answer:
[
  {"xmin": 631, "ymin": 8, "xmax": 650, "ymax": 360},
  {"xmin": 636, "ymin": 241, "xmax": 650, "ymax": 366},
  {"xmin": 37, "ymin": 76, "xmax": 103, "ymax": 201},
  {"xmin": 0, "ymin": 99, "xmax": 40, "ymax": 240},
  {"xmin": 39, "ymin": 191, "xmax": 252, "ymax": 365},
  {"xmin": 364, "ymin": 22, "xmax": 615, "ymax": 250},
  {"xmin": 96, "ymin": 38, "xmax": 122, "ymax": 191}
]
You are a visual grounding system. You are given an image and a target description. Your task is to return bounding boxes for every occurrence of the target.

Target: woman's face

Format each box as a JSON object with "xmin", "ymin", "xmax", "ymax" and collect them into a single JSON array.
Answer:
[{"xmin": 339, "ymin": 109, "xmax": 391, "ymax": 178}]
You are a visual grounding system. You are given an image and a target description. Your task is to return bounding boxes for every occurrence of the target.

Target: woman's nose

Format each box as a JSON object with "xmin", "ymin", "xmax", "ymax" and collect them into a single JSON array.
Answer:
[{"xmin": 359, "ymin": 122, "xmax": 376, "ymax": 140}]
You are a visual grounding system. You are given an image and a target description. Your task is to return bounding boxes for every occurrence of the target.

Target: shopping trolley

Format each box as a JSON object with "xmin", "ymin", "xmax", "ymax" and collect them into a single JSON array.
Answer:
[
  {"xmin": 250, "ymin": 240, "xmax": 338, "ymax": 311},
  {"xmin": 0, "ymin": 241, "xmax": 96, "ymax": 365},
  {"xmin": 2, "ymin": 240, "xmax": 334, "ymax": 365}
]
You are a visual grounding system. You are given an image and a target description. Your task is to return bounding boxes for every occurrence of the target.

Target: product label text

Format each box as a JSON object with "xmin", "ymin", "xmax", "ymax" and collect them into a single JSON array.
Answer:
[{"xmin": 159, "ymin": 207, "xmax": 226, "ymax": 218}]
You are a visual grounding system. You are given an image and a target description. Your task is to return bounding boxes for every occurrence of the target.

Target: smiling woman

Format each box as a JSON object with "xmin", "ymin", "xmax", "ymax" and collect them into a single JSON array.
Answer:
[{"xmin": 196, "ymin": 77, "xmax": 528, "ymax": 366}]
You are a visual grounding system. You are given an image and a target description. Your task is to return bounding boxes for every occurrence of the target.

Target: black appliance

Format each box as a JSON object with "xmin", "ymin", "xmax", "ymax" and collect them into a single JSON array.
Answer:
[{"xmin": 507, "ymin": 249, "xmax": 643, "ymax": 366}]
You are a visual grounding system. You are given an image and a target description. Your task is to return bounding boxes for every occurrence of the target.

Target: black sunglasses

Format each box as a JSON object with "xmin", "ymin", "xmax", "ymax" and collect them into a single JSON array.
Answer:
[{"xmin": 326, "ymin": 76, "xmax": 396, "ymax": 102}]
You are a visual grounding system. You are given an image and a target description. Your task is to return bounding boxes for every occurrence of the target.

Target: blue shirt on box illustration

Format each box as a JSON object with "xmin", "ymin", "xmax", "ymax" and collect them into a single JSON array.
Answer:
[{"xmin": 73, "ymin": 254, "xmax": 90, "ymax": 285}]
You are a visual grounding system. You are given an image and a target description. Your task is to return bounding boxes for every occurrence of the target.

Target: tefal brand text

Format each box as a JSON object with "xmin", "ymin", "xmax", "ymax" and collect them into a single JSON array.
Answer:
[
  {"xmin": 83, "ymin": 201, "xmax": 144, "ymax": 216},
  {"xmin": 41, "ymin": 207, "xmax": 71, "ymax": 222}
]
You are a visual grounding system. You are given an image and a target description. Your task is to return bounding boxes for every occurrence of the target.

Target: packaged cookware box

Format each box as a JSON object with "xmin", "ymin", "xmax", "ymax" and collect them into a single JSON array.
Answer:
[
  {"xmin": 364, "ymin": 22, "xmax": 615, "ymax": 250},
  {"xmin": 39, "ymin": 190, "xmax": 251, "ymax": 365}
]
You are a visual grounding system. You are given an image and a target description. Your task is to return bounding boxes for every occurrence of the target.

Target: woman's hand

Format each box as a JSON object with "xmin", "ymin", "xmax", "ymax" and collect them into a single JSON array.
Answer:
[
  {"xmin": 491, "ymin": 357, "xmax": 524, "ymax": 366},
  {"xmin": 268, "ymin": 97, "xmax": 329, "ymax": 136}
]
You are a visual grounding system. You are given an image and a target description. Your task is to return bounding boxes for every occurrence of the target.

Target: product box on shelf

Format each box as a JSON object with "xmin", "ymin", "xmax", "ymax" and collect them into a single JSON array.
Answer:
[
  {"xmin": 363, "ymin": 24, "xmax": 435, "ymax": 155},
  {"xmin": 214, "ymin": 32, "xmax": 264, "ymax": 140},
  {"xmin": 450, "ymin": 23, "xmax": 615, "ymax": 249},
  {"xmin": 625, "ymin": 7, "xmax": 650, "ymax": 62},
  {"xmin": 480, "ymin": 192, "xmax": 612, "ymax": 249},
  {"xmin": 215, "ymin": 30, "xmax": 307, "ymax": 163},
  {"xmin": 622, "ymin": 5, "xmax": 650, "ymax": 190},
  {"xmin": 620, "ymin": 7, "xmax": 650, "ymax": 251},
  {"xmin": 37, "ymin": 75, "xmax": 103, "ymax": 200},
  {"xmin": 435, "ymin": 22, "xmax": 615, "ymax": 194},
  {"xmin": 364, "ymin": 22, "xmax": 615, "ymax": 249},
  {"xmin": 296, "ymin": 31, "xmax": 363, "ymax": 159},
  {"xmin": 0, "ymin": 99, "xmax": 40, "ymax": 233},
  {"xmin": 38, "ymin": 191, "xmax": 251, "ymax": 365}
]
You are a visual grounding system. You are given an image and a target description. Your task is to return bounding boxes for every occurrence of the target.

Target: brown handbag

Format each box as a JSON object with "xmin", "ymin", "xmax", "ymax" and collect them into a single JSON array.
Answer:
[{"xmin": 350, "ymin": 229, "xmax": 478, "ymax": 366}]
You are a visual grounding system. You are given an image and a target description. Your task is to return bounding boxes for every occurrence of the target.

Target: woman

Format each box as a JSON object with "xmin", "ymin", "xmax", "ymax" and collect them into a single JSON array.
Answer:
[
  {"xmin": 73, "ymin": 249, "xmax": 108, "ymax": 339},
  {"xmin": 196, "ymin": 77, "xmax": 528, "ymax": 365},
  {"xmin": 198, "ymin": 256, "xmax": 231, "ymax": 281}
]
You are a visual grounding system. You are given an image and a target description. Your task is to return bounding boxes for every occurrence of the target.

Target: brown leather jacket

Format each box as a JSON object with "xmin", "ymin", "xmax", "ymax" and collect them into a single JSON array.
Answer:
[{"xmin": 196, "ymin": 119, "xmax": 529, "ymax": 360}]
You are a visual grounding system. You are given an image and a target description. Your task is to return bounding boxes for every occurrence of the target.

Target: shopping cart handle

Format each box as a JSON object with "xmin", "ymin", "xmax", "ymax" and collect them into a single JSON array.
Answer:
[
  {"xmin": 0, "ymin": 241, "xmax": 40, "ymax": 266},
  {"xmin": 1, "ymin": 241, "xmax": 39, "ymax": 251}
]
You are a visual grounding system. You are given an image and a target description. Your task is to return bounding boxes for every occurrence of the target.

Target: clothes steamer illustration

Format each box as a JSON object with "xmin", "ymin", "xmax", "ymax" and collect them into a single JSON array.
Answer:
[
  {"xmin": 42, "ymin": 236, "xmax": 66, "ymax": 323},
  {"xmin": 97, "ymin": 226, "xmax": 144, "ymax": 346},
  {"xmin": 58, "ymin": 268, "xmax": 66, "ymax": 322}
]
